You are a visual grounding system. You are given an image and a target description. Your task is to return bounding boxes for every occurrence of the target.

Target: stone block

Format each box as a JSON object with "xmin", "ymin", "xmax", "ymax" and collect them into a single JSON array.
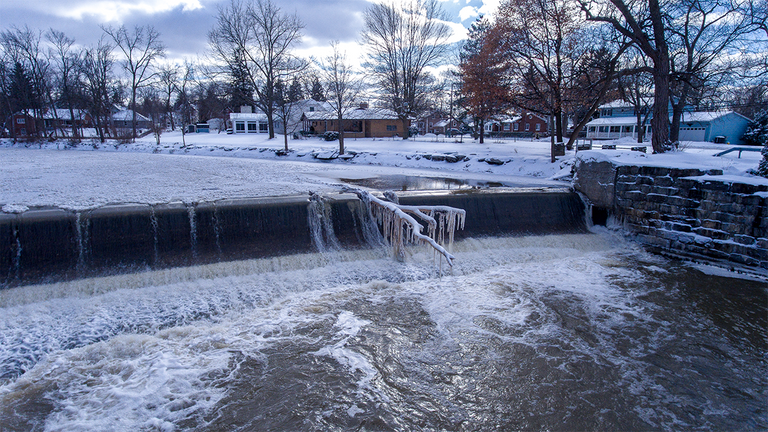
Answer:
[{"xmin": 693, "ymin": 227, "xmax": 732, "ymax": 240}]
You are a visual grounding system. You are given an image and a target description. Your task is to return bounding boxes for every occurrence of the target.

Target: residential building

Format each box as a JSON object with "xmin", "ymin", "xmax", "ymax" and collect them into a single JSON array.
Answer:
[
  {"xmin": 301, "ymin": 104, "xmax": 408, "ymax": 138},
  {"xmin": 585, "ymin": 101, "xmax": 753, "ymax": 144}
]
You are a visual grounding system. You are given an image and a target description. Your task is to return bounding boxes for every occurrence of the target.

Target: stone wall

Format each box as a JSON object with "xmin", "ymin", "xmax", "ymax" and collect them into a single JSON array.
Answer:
[{"xmin": 574, "ymin": 160, "xmax": 768, "ymax": 271}]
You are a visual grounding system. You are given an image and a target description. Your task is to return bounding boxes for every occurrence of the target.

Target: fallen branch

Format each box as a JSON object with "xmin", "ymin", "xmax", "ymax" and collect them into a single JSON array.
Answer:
[{"xmin": 348, "ymin": 188, "xmax": 466, "ymax": 266}]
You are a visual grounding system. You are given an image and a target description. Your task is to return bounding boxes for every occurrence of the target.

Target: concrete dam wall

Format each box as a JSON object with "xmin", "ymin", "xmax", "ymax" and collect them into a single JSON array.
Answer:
[{"xmin": 1, "ymin": 188, "xmax": 586, "ymax": 288}]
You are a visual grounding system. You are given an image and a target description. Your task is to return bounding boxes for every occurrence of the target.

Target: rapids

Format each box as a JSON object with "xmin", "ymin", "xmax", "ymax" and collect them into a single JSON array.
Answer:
[{"xmin": 0, "ymin": 231, "xmax": 765, "ymax": 431}]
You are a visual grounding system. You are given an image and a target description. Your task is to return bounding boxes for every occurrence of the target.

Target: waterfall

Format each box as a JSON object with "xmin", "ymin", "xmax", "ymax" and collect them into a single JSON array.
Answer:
[
  {"xmin": 308, "ymin": 193, "xmax": 342, "ymax": 252},
  {"xmin": 149, "ymin": 207, "xmax": 159, "ymax": 265},
  {"xmin": 187, "ymin": 203, "xmax": 198, "ymax": 259}
]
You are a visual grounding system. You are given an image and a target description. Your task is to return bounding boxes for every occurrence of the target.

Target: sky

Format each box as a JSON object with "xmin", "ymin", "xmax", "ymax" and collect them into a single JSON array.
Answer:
[{"xmin": 0, "ymin": 0, "xmax": 502, "ymax": 63}]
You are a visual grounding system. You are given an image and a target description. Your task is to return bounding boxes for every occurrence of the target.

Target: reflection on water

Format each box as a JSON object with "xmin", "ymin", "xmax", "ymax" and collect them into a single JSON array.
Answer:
[
  {"xmin": 0, "ymin": 233, "xmax": 765, "ymax": 431},
  {"xmin": 341, "ymin": 175, "xmax": 507, "ymax": 191}
]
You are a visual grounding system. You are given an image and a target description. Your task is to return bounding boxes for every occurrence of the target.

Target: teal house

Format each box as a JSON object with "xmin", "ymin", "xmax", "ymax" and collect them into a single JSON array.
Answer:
[{"xmin": 585, "ymin": 100, "xmax": 753, "ymax": 144}]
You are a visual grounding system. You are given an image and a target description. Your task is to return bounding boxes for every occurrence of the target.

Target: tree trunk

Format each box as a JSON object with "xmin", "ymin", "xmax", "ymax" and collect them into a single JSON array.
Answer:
[
  {"xmin": 651, "ymin": 62, "xmax": 670, "ymax": 153},
  {"xmin": 479, "ymin": 119, "xmax": 484, "ymax": 144},
  {"xmin": 670, "ymin": 83, "xmax": 691, "ymax": 143},
  {"xmin": 402, "ymin": 118, "xmax": 409, "ymax": 140},
  {"xmin": 338, "ymin": 115, "xmax": 345, "ymax": 154}
]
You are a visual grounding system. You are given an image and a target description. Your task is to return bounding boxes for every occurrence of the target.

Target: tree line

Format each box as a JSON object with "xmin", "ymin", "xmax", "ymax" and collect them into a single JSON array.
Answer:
[
  {"xmin": 459, "ymin": 0, "xmax": 767, "ymax": 153},
  {"xmin": 1, "ymin": 0, "xmax": 766, "ymax": 155}
]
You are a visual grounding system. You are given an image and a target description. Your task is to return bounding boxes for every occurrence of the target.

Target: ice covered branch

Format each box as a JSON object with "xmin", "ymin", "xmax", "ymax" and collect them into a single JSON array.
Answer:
[{"xmin": 349, "ymin": 188, "xmax": 466, "ymax": 267}]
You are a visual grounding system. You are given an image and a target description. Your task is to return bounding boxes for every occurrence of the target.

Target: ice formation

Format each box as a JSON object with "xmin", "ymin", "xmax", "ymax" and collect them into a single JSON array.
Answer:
[{"xmin": 350, "ymin": 188, "xmax": 466, "ymax": 267}]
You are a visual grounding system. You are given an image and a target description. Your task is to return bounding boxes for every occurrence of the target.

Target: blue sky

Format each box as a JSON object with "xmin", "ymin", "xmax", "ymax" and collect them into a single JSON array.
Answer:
[{"xmin": 0, "ymin": 0, "xmax": 501, "ymax": 62}]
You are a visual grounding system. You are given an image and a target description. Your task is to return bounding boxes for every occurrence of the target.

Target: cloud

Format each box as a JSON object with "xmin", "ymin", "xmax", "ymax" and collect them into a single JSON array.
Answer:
[
  {"xmin": 458, "ymin": 6, "xmax": 479, "ymax": 21},
  {"xmin": 48, "ymin": 0, "xmax": 204, "ymax": 23}
]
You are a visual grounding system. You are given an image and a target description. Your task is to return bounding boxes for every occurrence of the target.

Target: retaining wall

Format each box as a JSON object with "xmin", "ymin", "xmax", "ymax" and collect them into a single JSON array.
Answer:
[{"xmin": 574, "ymin": 159, "xmax": 768, "ymax": 271}]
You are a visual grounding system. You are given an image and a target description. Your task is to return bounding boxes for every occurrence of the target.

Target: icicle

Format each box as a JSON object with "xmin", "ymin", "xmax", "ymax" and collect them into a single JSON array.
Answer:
[
  {"xmin": 308, "ymin": 192, "xmax": 342, "ymax": 252},
  {"xmin": 345, "ymin": 188, "xmax": 466, "ymax": 267}
]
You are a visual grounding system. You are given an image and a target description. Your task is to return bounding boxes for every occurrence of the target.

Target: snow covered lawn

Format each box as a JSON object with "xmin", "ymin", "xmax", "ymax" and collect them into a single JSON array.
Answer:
[{"xmin": 1, "ymin": 132, "xmax": 765, "ymax": 211}]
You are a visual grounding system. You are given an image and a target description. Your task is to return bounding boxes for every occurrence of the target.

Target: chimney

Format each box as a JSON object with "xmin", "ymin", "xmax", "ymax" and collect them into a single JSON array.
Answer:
[
  {"xmin": 240, "ymin": 105, "xmax": 252, "ymax": 114},
  {"xmin": 358, "ymin": 102, "xmax": 369, "ymax": 110}
]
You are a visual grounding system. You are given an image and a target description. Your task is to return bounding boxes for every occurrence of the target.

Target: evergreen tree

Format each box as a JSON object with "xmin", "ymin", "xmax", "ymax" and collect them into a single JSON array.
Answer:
[
  {"xmin": 309, "ymin": 76, "xmax": 325, "ymax": 101},
  {"xmin": 228, "ymin": 50, "xmax": 254, "ymax": 110},
  {"xmin": 288, "ymin": 76, "xmax": 303, "ymax": 102},
  {"xmin": 743, "ymin": 110, "xmax": 768, "ymax": 147}
]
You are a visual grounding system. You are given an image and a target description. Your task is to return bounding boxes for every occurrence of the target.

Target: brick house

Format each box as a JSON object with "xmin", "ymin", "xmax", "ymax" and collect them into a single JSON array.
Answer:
[
  {"xmin": 9, "ymin": 108, "xmax": 93, "ymax": 138},
  {"xmin": 484, "ymin": 112, "xmax": 549, "ymax": 136},
  {"xmin": 301, "ymin": 104, "xmax": 409, "ymax": 138}
]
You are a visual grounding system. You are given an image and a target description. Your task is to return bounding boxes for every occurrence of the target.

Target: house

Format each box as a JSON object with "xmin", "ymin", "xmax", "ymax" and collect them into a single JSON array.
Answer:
[
  {"xmin": 273, "ymin": 99, "xmax": 332, "ymax": 135},
  {"xmin": 9, "ymin": 108, "xmax": 92, "ymax": 138},
  {"xmin": 110, "ymin": 108, "xmax": 153, "ymax": 130},
  {"xmin": 585, "ymin": 101, "xmax": 752, "ymax": 144},
  {"xmin": 416, "ymin": 110, "xmax": 458, "ymax": 135},
  {"xmin": 301, "ymin": 103, "xmax": 408, "ymax": 138},
  {"xmin": 484, "ymin": 112, "xmax": 548, "ymax": 136}
]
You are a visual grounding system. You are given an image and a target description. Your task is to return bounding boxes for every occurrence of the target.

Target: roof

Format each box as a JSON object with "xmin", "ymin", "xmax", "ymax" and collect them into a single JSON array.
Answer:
[
  {"xmin": 303, "ymin": 107, "xmax": 400, "ymax": 121},
  {"xmin": 111, "ymin": 109, "xmax": 150, "ymax": 122},
  {"xmin": 599, "ymin": 99, "xmax": 652, "ymax": 109},
  {"xmin": 42, "ymin": 109, "xmax": 90, "ymax": 120},
  {"xmin": 679, "ymin": 111, "xmax": 747, "ymax": 123},
  {"xmin": 230, "ymin": 112, "xmax": 268, "ymax": 121}
]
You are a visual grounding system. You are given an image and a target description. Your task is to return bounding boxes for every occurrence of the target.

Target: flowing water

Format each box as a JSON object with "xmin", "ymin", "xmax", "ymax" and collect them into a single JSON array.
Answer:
[{"xmin": 0, "ymin": 232, "xmax": 765, "ymax": 431}]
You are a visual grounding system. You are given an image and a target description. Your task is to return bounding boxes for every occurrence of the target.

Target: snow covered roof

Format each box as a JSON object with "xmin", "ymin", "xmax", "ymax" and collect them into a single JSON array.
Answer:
[
  {"xmin": 42, "ymin": 109, "xmax": 90, "ymax": 120},
  {"xmin": 111, "ymin": 109, "xmax": 150, "ymax": 122},
  {"xmin": 679, "ymin": 111, "xmax": 742, "ymax": 123},
  {"xmin": 303, "ymin": 107, "xmax": 400, "ymax": 121},
  {"xmin": 599, "ymin": 99, "xmax": 651, "ymax": 109},
  {"xmin": 433, "ymin": 119, "xmax": 450, "ymax": 128},
  {"xmin": 586, "ymin": 110, "xmax": 749, "ymax": 126},
  {"xmin": 230, "ymin": 112, "xmax": 268, "ymax": 121}
]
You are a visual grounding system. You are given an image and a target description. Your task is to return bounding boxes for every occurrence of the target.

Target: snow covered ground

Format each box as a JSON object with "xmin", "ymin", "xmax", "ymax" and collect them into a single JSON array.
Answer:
[{"xmin": 1, "ymin": 131, "xmax": 765, "ymax": 211}]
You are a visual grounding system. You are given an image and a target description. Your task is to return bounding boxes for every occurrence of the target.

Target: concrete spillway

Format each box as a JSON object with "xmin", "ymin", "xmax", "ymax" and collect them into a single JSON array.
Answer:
[{"xmin": 1, "ymin": 188, "xmax": 586, "ymax": 288}]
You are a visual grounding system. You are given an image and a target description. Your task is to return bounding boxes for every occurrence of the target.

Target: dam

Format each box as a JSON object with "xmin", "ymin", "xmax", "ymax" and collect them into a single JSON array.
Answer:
[{"xmin": 0, "ymin": 180, "xmax": 765, "ymax": 431}]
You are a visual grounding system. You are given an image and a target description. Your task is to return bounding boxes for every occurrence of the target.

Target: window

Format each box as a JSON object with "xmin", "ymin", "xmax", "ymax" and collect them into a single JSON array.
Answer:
[
  {"xmin": 309, "ymin": 107, "xmax": 315, "ymax": 112},
  {"xmin": 19, "ymin": 128, "xmax": 26, "ymax": 136},
  {"xmin": 588, "ymin": 126, "xmax": 596, "ymax": 132},
  {"xmin": 610, "ymin": 126, "xmax": 620, "ymax": 133},
  {"xmin": 259, "ymin": 122, "xmax": 268, "ymax": 132},
  {"xmin": 236, "ymin": 122, "xmax": 245, "ymax": 132},
  {"xmin": 535, "ymin": 123, "xmax": 541, "ymax": 131},
  {"xmin": 247, "ymin": 122, "xmax": 258, "ymax": 132},
  {"xmin": 503, "ymin": 123, "xmax": 510, "ymax": 131},
  {"xmin": 598, "ymin": 126, "xmax": 608, "ymax": 133},
  {"xmin": 513, "ymin": 123, "xmax": 519, "ymax": 131},
  {"xmin": 386, "ymin": 125, "xmax": 397, "ymax": 131},
  {"xmin": 623, "ymin": 126, "xmax": 633, "ymax": 133},
  {"xmin": 16, "ymin": 118, "xmax": 25, "ymax": 124},
  {"xmin": 525, "ymin": 123, "xmax": 530, "ymax": 131}
]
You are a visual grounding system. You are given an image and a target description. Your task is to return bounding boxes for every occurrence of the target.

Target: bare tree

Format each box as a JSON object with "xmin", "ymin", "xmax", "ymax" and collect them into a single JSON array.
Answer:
[
  {"xmin": 102, "ymin": 25, "xmax": 165, "ymax": 140},
  {"xmin": 361, "ymin": 0, "xmax": 452, "ymax": 139},
  {"xmin": 578, "ymin": 0, "xmax": 675, "ymax": 153},
  {"xmin": 158, "ymin": 64, "xmax": 179, "ymax": 131},
  {"xmin": 47, "ymin": 29, "xmax": 83, "ymax": 139},
  {"xmin": 1, "ymin": 26, "xmax": 52, "ymax": 140},
  {"xmin": 174, "ymin": 61, "xmax": 196, "ymax": 147},
  {"xmin": 668, "ymin": 0, "xmax": 754, "ymax": 142},
  {"xmin": 209, "ymin": 0, "xmax": 305, "ymax": 139},
  {"xmin": 319, "ymin": 41, "xmax": 364, "ymax": 155},
  {"xmin": 81, "ymin": 38, "xmax": 114, "ymax": 144},
  {"xmin": 496, "ymin": 0, "xmax": 585, "ymax": 145}
]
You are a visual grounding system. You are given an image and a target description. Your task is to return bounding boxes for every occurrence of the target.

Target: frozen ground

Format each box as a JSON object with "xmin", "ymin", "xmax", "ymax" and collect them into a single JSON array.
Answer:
[{"xmin": 1, "ymin": 131, "xmax": 765, "ymax": 211}]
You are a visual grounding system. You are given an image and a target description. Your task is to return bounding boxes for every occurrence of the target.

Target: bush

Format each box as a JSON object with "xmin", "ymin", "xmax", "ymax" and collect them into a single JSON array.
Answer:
[{"xmin": 322, "ymin": 131, "xmax": 339, "ymax": 141}]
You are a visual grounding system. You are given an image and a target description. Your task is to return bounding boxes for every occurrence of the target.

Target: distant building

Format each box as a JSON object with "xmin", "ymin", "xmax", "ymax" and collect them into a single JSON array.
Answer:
[
  {"xmin": 484, "ymin": 112, "xmax": 548, "ymax": 136},
  {"xmin": 10, "ymin": 108, "xmax": 92, "ymax": 138},
  {"xmin": 585, "ymin": 100, "xmax": 753, "ymax": 144},
  {"xmin": 301, "ymin": 103, "xmax": 408, "ymax": 138},
  {"xmin": 110, "ymin": 108, "xmax": 152, "ymax": 130}
]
